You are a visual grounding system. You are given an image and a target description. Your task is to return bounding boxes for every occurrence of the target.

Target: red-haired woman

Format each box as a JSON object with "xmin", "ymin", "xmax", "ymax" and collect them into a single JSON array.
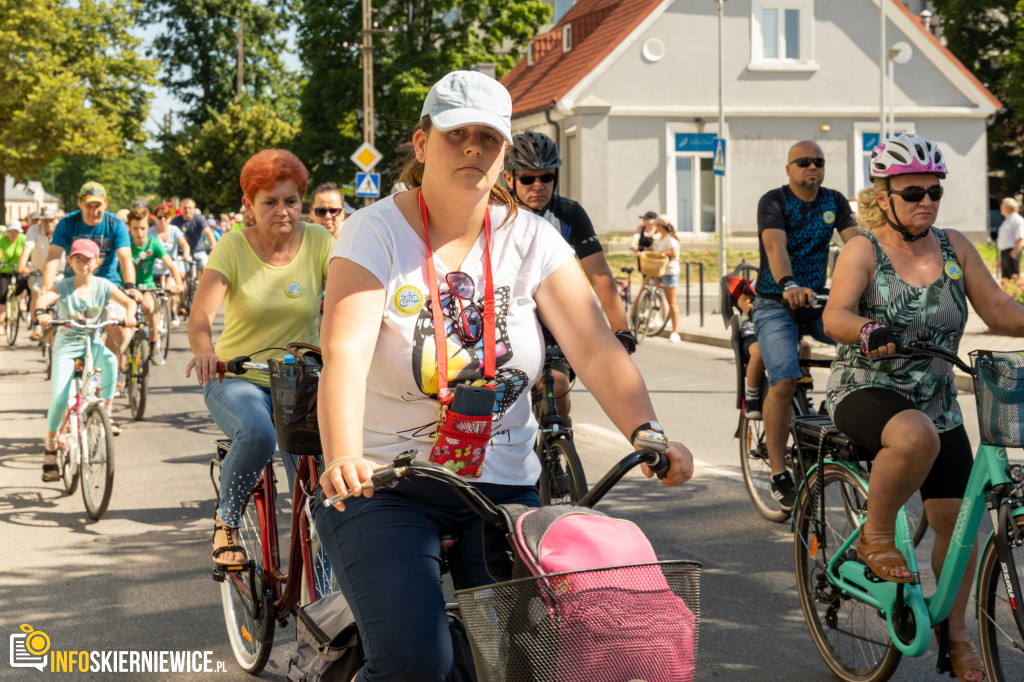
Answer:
[{"xmin": 185, "ymin": 149, "xmax": 334, "ymax": 565}]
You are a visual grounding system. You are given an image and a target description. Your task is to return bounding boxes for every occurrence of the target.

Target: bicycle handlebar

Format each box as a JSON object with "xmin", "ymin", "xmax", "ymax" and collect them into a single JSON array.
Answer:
[
  {"xmin": 318, "ymin": 448, "xmax": 671, "ymax": 522},
  {"xmin": 871, "ymin": 331, "xmax": 973, "ymax": 375},
  {"xmin": 47, "ymin": 319, "xmax": 124, "ymax": 331},
  {"xmin": 215, "ymin": 355, "xmax": 270, "ymax": 376}
]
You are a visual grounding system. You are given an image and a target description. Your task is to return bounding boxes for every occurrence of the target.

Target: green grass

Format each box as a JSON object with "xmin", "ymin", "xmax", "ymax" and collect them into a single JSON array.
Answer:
[{"xmin": 606, "ymin": 248, "xmax": 759, "ymax": 283}]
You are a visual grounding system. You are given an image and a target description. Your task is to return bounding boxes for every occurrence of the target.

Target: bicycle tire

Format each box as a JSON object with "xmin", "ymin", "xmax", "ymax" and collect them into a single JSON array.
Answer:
[
  {"xmin": 126, "ymin": 335, "xmax": 149, "ymax": 421},
  {"xmin": 60, "ymin": 409, "xmax": 80, "ymax": 495},
  {"xmin": 633, "ymin": 289, "xmax": 653, "ymax": 342},
  {"xmin": 651, "ymin": 288, "xmax": 670, "ymax": 336},
  {"xmin": 183, "ymin": 265, "xmax": 198, "ymax": 317},
  {"xmin": 220, "ymin": 492, "xmax": 275, "ymax": 674},
  {"xmin": 6, "ymin": 293, "xmax": 18, "ymax": 345},
  {"xmin": 81, "ymin": 404, "xmax": 115, "ymax": 520},
  {"xmin": 157, "ymin": 296, "xmax": 172, "ymax": 356},
  {"xmin": 537, "ymin": 437, "xmax": 588, "ymax": 505},
  {"xmin": 978, "ymin": 516, "xmax": 1024, "ymax": 680},
  {"xmin": 794, "ymin": 464, "xmax": 902, "ymax": 681},
  {"xmin": 44, "ymin": 339, "xmax": 52, "ymax": 379}
]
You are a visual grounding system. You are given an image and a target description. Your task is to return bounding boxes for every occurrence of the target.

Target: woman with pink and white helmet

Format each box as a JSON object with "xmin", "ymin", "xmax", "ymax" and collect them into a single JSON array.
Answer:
[{"xmin": 822, "ymin": 134, "xmax": 1024, "ymax": 681}]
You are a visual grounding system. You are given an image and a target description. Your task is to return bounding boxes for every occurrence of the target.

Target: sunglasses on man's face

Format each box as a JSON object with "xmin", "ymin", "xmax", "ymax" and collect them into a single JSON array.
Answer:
[
  {"xmin": 789, "ymin": 157, "xmax": 825, "ymax": 168},
  {"xmin": 517, "ymin": 173, "xmax": 556, "ymax": 186},
  {"xmin": 889, "ymin": 184, "xmax": 944, "ymax": 203},
  {"xmin": 313, "ymin": 207, "xmax": 344, "ymax": 218}
]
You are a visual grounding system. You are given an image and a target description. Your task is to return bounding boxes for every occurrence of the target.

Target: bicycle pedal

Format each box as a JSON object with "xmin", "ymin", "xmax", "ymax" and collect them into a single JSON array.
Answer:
[{"xmin": 211, "ymin": 566, "xmax": 227, "ymax": 582}]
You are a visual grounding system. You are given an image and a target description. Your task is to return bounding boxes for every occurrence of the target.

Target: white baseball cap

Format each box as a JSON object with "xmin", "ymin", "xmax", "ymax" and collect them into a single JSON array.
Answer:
[{"xmin": 421, "ymin": 71, "xmax": 513, "ymax": 144}]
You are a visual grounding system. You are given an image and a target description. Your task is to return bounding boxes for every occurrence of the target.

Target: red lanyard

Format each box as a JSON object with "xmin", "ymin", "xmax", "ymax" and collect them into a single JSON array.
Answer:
[{"xmin": 418, "ymin": 190, "xmax": 495, "ymax": 399}]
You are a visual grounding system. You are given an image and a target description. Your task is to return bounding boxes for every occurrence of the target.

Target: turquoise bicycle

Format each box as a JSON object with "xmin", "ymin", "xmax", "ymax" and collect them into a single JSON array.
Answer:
[{"xmin": 794, "ymin": 336, "xmax": 1024, "ymax": 681}]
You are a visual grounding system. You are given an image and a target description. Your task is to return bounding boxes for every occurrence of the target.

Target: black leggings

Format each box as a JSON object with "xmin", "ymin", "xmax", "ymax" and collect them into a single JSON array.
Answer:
[{"xmin": 833, "ymin": 387, "xmax": 972, "ymax": 501}]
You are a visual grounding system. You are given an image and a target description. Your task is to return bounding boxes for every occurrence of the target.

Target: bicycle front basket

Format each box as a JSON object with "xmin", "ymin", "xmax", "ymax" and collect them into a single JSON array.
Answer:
[
  {"xmin": 455, "ymin": 560, "xmax": 701, "ymax": 682},
  {"xmin": 970, "ymin": 349, "xmax": 1024, "ymax": 447},
  {"xmin": 638, "ymin": 251, "xmax": 668, "ymax": 278},
  {"xmin": 269, "ymin": 356, "xmax": 322, "ymax": 455}
]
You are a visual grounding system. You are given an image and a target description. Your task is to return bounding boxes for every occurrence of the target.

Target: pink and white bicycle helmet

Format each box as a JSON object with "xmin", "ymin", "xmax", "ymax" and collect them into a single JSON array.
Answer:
[{"xmin": 869, "ymin": 134, "xmax": 947, "ymax": 179}]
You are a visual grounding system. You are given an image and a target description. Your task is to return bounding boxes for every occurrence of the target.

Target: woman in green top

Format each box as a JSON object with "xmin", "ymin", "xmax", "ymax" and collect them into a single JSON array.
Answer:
[
  {"xmin": 185, "ymin": 149, "xmax": 333, "ymax": 566},
  {"xmin": 0, "ymin": 222, "xmax": 28, "ymax": 336},
  {"xmin": 824, "ymin": 135, "xmax": 1024, "ymax": 682}
]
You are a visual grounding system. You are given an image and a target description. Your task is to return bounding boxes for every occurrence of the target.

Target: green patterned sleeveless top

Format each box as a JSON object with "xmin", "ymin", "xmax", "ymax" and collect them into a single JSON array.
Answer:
[{"xmin": 825, "ymin": 228, "xmax": 967, "ymax": 432}]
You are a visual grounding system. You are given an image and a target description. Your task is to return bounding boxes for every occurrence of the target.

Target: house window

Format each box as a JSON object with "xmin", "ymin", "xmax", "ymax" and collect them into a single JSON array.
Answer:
[
  {"xmin": 562, "ymin": 23, "xmax": 572, "ymax": 52},
  {"xmin": 750, "ymin": 0, "xmax": 817, "ymax": 71}
]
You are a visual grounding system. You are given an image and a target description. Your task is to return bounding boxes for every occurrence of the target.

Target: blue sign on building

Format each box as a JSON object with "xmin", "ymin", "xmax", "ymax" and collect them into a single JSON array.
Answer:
[
  {"xmin": 862, "ymin": 133, "xmax": 880, "ymax": 152},
  {"xmin": 675, "ymin": 133, "xmax": 718, "ymax": 154}
]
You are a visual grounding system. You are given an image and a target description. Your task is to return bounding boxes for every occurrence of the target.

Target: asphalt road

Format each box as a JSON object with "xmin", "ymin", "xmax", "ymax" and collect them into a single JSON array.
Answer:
[{"xmin": 0, "ymin": 321, "xmax": 993, "ymax": 680}]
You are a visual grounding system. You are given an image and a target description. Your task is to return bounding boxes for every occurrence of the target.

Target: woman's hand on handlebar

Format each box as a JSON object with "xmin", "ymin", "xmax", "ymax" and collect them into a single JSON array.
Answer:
[
  {"xmin": 185, "ymin": 350, "xmax": 222, "ymax": 386},
  {"xmin": 319, "ymin": 456, "xmax": 377, "ymax": 512},
  {"xmin": 641, "ymin": 440, "xmax": 694, "ymax": 487}
]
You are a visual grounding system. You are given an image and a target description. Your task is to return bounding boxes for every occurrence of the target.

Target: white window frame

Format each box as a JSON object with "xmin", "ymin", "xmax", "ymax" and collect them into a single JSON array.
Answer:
[
  {"xmin": 852, "ymin": 121, "xmax": 916, "ymax": 194},
  {"xmin": 562, "ymin": 23, "xmax": 572, "ymax": 52},
  {"xmin": 749, "ymin": 0, "xmax": 818, "ymax": 72},
  {"xmin": 664, "ymin": 122, "xmax": 723, "ymax": 236}
]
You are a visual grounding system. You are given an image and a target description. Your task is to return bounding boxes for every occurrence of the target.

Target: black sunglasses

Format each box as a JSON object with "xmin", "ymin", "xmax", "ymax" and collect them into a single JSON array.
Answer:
[
  {"xmin": 789, "ymin": 157, "xmax": 825, "ymax": 168},
  {"xmin": 445, "ymin": 272, "xmax": 483, "ymax": 345},
  {"xmin": 889, "ymin": 185, "xmax": 944, "ymax": 203},
  {"xmin": 313, "ymin": 207, "xmax": 344, "ymax": 218},
  {"xmin": 517, "ymin": 173, "xmax": 556, "ymax": 186}
]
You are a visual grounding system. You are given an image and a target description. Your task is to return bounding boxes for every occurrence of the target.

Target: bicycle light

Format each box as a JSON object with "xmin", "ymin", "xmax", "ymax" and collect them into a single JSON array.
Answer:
[{"xmin": 1007, "ymin": 464, "xmax": 1024, "ymax": 484}]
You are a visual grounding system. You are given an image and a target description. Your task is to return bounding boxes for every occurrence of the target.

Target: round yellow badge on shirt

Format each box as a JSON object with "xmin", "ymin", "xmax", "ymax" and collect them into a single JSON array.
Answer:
[
  {"xmin": 87, "ymin": 305, "xmax": 101, "ymax": 318},
  {"xmin": 944, "ymin": 261, "xmax": 962, "ymax": 280},
  {"xmin": 285, "ymin": 281, "xmax": 303, "ymax": 297},
  {"xmin": 394, "ymin": 285, "xmax": 425, "ymax": 315},
  {"xmin": 823, "ymin": 210, "xmax": 836, "ymax": 225}
]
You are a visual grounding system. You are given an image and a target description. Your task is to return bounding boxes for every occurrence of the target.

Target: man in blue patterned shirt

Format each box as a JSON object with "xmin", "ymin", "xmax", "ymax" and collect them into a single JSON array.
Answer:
[{"xmin": 753, "ymin": 140, "xmax": 860, "ymax": 510}]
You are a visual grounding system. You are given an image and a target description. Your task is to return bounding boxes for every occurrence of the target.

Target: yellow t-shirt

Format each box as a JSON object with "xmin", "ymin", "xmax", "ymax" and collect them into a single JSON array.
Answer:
[{"xmin": 206, "ymin": 223, "xmax": 333, "ymax": 387}]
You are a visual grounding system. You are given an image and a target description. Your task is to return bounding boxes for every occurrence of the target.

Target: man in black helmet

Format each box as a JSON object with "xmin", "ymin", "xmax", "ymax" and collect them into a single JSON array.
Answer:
[{"xmin": 504, "ymin": 130, "xmax": 634, "ymax": 417}]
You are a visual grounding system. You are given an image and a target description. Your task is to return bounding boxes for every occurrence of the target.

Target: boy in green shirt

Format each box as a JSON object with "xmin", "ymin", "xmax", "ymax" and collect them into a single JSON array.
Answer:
[
  {"xmin": 126, "ymin": 207, "xmax": 182, "ymax": 365},
  {"xmin": 0, "ymin": 223, "xmax": 29, "ymax": 336}
]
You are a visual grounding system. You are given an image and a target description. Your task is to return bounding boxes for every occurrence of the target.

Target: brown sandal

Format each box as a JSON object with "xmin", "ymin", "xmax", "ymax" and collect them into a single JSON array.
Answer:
[
  {"xmin": 42, "ymin": 447, "xmax": 60, "ymax": 482},
  {"xmin": 856, "ymin": 532, "xmax": 914, "ymax": 583},
  {"xmin": 936, "ymin": 620, "xmax": 985, "ymax": 681},
  {"xmin": 212, "ymin": 521, "xmax": 247, "ymax": 566}
]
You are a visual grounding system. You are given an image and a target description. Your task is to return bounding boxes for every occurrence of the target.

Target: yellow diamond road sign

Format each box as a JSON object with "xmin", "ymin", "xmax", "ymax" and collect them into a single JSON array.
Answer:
[{"xmin": 350, "ymin": 142, "xmax": 382, "ymax": 172}]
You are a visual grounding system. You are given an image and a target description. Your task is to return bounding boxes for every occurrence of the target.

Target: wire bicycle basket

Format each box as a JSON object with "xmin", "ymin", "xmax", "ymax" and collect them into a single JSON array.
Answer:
[{"xmin": 970, "ymin": 349, "xmax": 1024, "ymax": 447}]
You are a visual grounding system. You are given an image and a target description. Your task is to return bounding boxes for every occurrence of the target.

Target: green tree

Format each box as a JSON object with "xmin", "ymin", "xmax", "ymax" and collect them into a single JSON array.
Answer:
[
  {"xmin": 296, "ymin": 0, "xmax": 550, "ymax": 191},
  {"xmin": 158, "ymin": 99, "xmax": 300, "ymax": 212},
  {"xmin": 43, "ymin": 146, "xmax": 162, "ymax": 212},
  {"xmin": 929, "ymin": 0, "xmax": 1024, "ymax": 192},
  {"xmin": 145, "ymin": 0, "xmax": 299, "ymax": 127},
  {"xmin": 0, "ymin": 0, "xmax": 156, "ymax": 214}
]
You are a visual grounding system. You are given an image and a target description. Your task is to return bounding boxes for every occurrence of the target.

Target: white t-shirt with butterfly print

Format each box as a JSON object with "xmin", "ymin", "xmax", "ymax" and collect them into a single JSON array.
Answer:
[{"xmin": 331, "ymin": 194, "xmax": 575, "ymax": 486}]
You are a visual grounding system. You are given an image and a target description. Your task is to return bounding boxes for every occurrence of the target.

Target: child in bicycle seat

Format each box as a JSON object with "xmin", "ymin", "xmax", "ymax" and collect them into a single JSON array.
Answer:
[
  {"xmin": 35, "ymin": 239, "xmax": 137, "ymax": 481},
  {"xmin": 730, "ymin": 277, "xmax": 809, "ymax": 420},
  {"xmin": 125, "ymin": 207, "xmax": 182, "ymax": 366}
]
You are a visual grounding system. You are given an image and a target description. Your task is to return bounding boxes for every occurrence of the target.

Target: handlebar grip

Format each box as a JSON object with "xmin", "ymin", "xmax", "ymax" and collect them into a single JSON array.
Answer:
[
  {"xmin": 225, "ymin": 356, "xmax": 250, "ymax": 375},
  {"xmin": 643, "ymin": 450, "xmax": 671, "ymax": 479}
]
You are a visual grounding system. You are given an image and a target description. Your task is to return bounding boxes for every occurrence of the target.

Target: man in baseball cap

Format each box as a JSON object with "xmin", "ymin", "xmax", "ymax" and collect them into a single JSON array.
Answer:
[
  {"xmin": 43, "ymin": 179, "xmax": 139, "ymax": 374},
  {"xmin": 420, "ymin": 70, "xmax": 513, "ymax": 144}
]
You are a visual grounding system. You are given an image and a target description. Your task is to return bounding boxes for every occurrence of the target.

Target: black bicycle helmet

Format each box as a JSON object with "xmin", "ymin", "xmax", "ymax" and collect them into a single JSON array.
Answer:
[{"xmin": 508, "ymin": 131, "xmax": 562, "ymax": 170}]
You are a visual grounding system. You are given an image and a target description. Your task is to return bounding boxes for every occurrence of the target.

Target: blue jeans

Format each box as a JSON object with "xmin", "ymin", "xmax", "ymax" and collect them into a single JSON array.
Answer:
[
  {"xmin": 752, "ymin": 297, "xmax": 833, "ymax": 387},
  {"xmin": 315, "ymin": 476, "xmax": 539, "ymax": 681},
  {"xmin": 203, "ymin": 377, "xmax": 296, "ymax": 527}
]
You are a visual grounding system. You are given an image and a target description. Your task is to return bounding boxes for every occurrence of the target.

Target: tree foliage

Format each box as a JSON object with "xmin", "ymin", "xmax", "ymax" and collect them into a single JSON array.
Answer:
[
  {"xmin": 144, "ymin": 0, "xmax": 298, "ymax": 127},
  {"xmin": 929, "ymin": 0, "xmax": 1024, "ymax": 192},
  {"xmin": 43, "ymin": 146, "xmax": 162, "ymax": 212},
  {"xmin": 296, "ymin": 0, "xmax": 550, "ymax": 191},
  {"xmin": 0, "ymin": 0, "xmax": 155, "ymax": 212},
  {"xmin": 157, "ymin": 99, "xmax": 300, "ymax": 212}
]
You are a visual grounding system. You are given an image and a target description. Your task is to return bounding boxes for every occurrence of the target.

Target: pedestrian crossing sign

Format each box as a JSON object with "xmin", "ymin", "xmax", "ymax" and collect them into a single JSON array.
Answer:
[
  {"xmin": 355, "ymin": 172, "xmax": 381, "ymax": 198},
  {"xmin": 713, "ymin": 138, "xmax": 725, "ymax": 176}
]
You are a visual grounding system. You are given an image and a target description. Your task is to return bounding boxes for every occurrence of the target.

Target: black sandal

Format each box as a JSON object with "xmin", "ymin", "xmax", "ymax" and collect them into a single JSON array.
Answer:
[
  {"xmin": 212, "ymin": 521, "xmax": 247, "ymax": 566},
  {"xmin": 42, "ymin": 447, "xmax": 60, "ymax": 482}
]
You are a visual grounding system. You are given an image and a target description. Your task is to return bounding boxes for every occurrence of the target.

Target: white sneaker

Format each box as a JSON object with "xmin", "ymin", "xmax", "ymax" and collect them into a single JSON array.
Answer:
[{"xmin": 669, "ymin": 332, "xmax": 681, "ymax": 343}]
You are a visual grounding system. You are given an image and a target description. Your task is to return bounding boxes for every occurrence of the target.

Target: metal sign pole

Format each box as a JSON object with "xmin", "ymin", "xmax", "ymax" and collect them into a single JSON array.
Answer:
[{"xmin": 716, "ymin": 0, "xmax": 726, "ymax": 280}]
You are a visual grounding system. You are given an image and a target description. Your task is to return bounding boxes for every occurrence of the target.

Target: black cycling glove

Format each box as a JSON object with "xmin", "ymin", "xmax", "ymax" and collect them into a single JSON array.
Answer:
[
  {"xmin": 859, "ymin": 323, "xmax": 898, "ymax": 354},
  {"xmin": 615, "ymin": 329, "xmax": 637, "ymax": 355}
]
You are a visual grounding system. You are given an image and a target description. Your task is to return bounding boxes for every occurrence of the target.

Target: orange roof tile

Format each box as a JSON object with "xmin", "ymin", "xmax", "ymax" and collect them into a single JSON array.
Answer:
[{"xmin": 501, "ymin": 0, "xmax": 665, "ymax": 117}]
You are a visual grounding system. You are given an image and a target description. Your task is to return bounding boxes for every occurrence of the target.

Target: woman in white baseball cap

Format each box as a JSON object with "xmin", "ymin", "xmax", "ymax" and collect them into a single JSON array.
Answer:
[{"xmin": 315, "ymin": 70, "xmax": 695, "ymax": 680}]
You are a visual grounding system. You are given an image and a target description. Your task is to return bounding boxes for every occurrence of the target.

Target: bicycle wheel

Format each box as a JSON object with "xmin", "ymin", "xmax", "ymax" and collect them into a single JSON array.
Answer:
[
  {"xmin": 156, "ymin": 296, "xmax": 172, "ymax": 356},
  {"xmin": 44, "ymin": 339, "xmax": 52, "ymax": 379},
  {"xmin": 738, "ymin": 397, "xmax": 804, "ymax": 523},
  {"xmin": 126, "ymin": 335, "xmax": 149, "ymax": 421},
  {"xmin": 80, "ymin": 404, "xmax": 115, "ymax": 520},
  {"xmin": 183, "ymin": 265, "xmax": 198, "ymax": 316},
  {"xmin": 978, "ymin": 516, "xmax": 1024, "ymax": 680},
  {"xmin": 651, "ymin": 288, "xmax": 670, "ymax": 336},
  {"xmin": 794, "ymin": 464, "xmax": 902, "ymax": 681},
  {"xmin": 220, "ymin": 493, "xmax": 275, "ymax": 674},
  {"xmin": 59, "ymin": 410, "xmax": 80, "ymax": 495},
  {"xmin": 6, "ymin": 293, "xmax": 18, "ymax": 345},
  {"xmin": 633, "ymin": 289, "xmax": 653, "ymax": 342},
  {"xmin": 537, "ymin": 437, "xmax": 588, "ymax": 505}
]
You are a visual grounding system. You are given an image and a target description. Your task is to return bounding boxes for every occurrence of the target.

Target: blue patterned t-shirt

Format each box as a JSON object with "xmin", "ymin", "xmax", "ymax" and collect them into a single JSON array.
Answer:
[{"xmin": 756, "ymin": 186, "xmax": 856, "ymax": 295}]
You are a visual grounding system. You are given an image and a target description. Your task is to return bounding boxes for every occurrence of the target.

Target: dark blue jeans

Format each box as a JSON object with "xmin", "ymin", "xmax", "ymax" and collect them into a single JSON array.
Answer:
[{"xmin": 315, "ymin": 476, "xmax": 539, "ymax": 681}]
